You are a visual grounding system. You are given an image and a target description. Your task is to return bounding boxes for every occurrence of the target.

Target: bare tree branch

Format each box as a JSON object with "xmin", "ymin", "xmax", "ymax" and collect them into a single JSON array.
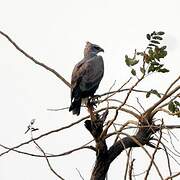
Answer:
[
  {"xmin": 124, "ymin": 148, "xmax": 132, "ymax": 180},
  {"xmin": 156, "ymin": 108, "xmax": 180, "ymax": 116},
  {"xmin": 161, "ymin": 142, "xmax": 172, "ymax": 180},
  {"xmin": 144, "ymin": 124, "xmax": 163, "ymax": 179},
  {"xmin": 145, "ymin": 76, "xmax": 180, "ymax": 118},
  {"xmin": 1, "ymin": 30, "xmax": 179, "ymax": 180},
  {"xmin": 164, "ymin": 172, "xmax": 180, "ymax": 180},
  {"xmin": 0, "ymin": 116, "xmax": 87, "ymax": 157},
  {"xmin": 76, "ymin": 168, "xmax": 85, "ymax": 180},
  {"xmin": 101, "ymin": 71, "xmax": 145, "ymax": 138},
  {"xmin": 0, "ymin": 30, "xmax": 71, "ymax": 88},
  {"xmin": 129, "ymin": 158, "xmax": 135, "ymax": 180},
  {"xmin": 32, "ymin": 135, "xmax": 65, "ymax": 179},
  {"xmin": 0, "ymin": 141, "xmax": 95, "ymax": 158}
]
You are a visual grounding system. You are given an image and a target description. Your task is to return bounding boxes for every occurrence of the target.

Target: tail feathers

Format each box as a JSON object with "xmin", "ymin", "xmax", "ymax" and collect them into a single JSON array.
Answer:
[{"xmin": 69, "ymin": 98, "xmax": 81, "ymax": 116}]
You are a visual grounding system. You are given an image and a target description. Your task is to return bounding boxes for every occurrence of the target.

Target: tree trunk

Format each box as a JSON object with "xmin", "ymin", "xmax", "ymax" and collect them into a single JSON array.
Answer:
[
  {"xmin": 87, "ymin": 117, "xmax": 156, "ymax": 180},
  {"xmin": 90, "ymin": 154, "xmax": 110, "ymax": 180}
]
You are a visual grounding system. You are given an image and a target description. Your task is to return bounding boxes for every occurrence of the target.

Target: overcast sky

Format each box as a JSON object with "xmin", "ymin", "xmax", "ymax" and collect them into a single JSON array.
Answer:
[{"xmin": 0, "ymin": 0, "xmax": 180, "ymax": 179}]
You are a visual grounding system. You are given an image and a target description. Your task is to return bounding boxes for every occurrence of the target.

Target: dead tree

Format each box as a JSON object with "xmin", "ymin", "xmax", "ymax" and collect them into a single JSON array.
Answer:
[{"xmin": 0, "ymin": 30, "xmax": 179, "ymax": 180}]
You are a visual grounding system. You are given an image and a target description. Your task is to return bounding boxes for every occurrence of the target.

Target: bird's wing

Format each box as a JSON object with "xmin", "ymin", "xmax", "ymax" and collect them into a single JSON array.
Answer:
[
  {"xmin": 71, "ymin": 56, "xmax": 104, "ymax": 100},
  {"xmin": 70, "ymin": 59, "xmax": 87, "ymax": 99},
  {"xmin": 71, "ymin": 59, "xmax": 86, "ymax": 87},
  {"xmin": 79, "ymin": 55, "xmax": 104, "ymax": 92}
]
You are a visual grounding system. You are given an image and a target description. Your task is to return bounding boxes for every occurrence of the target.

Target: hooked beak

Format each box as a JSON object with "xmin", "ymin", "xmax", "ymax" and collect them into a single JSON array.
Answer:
[{"xmin": 100, "ymin": 48, "xmax": 104, "ymax": 53}]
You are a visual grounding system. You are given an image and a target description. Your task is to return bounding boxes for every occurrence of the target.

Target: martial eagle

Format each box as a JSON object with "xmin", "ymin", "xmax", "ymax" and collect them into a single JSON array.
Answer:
[{"xmin": 69, "ymin": 42, "xmax": 104, "ymax": 115}]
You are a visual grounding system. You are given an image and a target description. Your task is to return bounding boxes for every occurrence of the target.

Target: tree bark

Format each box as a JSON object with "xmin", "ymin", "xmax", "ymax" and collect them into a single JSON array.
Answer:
[{"xmin": 86, "ymin": 113, "xmax": 156, "ymax": 180}]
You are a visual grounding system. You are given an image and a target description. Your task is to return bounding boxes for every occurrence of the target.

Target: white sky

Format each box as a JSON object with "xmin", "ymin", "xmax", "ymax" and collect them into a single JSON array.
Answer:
[{"xmin": 0, "ymin": 0, "xmax": 180, "ymax": 179}]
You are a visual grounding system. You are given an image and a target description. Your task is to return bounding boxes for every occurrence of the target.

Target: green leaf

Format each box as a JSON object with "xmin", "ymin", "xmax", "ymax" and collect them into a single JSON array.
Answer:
[
  {"xmin": 168, "ymin": 102, "xmax": 176, "ymax": 113},
  {"xmin": 161, "ymin": 46, "xmax": 167, "ymax": 50},
  {"xmin": 146, "ymin": 89, "xmax": 161, "ymax": 98},
  {"xmin": 159, "ymin": 50, "xmax": 167, "ymax": 58},
  {"xmin": 131, "ymin": 69, "xmax": 136, "ymax": 76},
  {"xmin": 125, "ymin": 55, "xmax": 131, "ymax": 66},
  {"xmin": 125, "ymin": 55, "xmax": 139, "ymax": 66},
  {"xmin": 174, "ymin": 101, "xmax": 180, "ymax": 107},
  {"xmin": 158, "ymin": 68, "xmax": 169, "ymax": 73},
  {"xmin": 146, "ymin": 34, "xmax": 151, "ymax": 40},
  {"xmin": 146, "ymin": 91, "xmax": 151, "ymax": 98},
  {"xmin": 151, "ymin": 31, "xmax": 156, "ymax": 36},
  {"xmin": 148, "ymin": 43, "xmax": 158, "ymax": 48},
  {"xmin": 151, "ymin": 89, "xmax": 161, "ymax": 98},
  {"xmin": 148, "ymin": 49, "xmax": 154, "ymax": 55},
  {"xmin": 148, "ymin": 64, "xmax": 156, "ymax": 73},
  {"xmin": 151, "ymin": 40, "xmax": 160, "ymax": 44},
  {"xmin": 131, "ymin": 60, "xmax": 139, "ymax": 66},
  {"xmin": 157, "ymin": 31, "xmax": 165, "ymax": 35},
  {"xmin": 152, "ymin": 36, "xmax": 163, "ymax": 40},
  {"xmin": 136, "ymin": 52, "xmax": 144, "ymax": 56},
  {"xmin": 151, "ymin": 61, "xmax": 160, "ymax": 66},
  {"xmin": 147, "ymin": 46, "xmax": 153, "ymax": 49}
]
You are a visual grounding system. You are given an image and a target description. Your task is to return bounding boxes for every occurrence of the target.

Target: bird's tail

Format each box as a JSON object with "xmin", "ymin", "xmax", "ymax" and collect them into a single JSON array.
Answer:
[{"xmin": 69, "ymin": 98, "xmax": 81, "ymax": 115}]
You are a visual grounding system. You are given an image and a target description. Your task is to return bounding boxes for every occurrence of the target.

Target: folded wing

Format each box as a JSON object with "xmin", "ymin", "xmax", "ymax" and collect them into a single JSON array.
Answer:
[{"xmin": 69, "ymin": 55, "xmax": 104, "ymax": 115}]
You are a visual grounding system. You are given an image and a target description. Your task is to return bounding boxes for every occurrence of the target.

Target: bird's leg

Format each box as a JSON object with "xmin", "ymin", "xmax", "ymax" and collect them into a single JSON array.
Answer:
[
  {"xmin": 93, "ymin": 94, "xmax": 101, "ymax": 99},
  {"xmin": 93, "ymin": 94, "xmax": 101, "ymax": 102},
  {"xmin": 87, "ymin": 98, "xmax": 96, "ymax": 121},
  {"xmin": 90, "ymin": 94, "xmax": 101, "ymax": 108}
]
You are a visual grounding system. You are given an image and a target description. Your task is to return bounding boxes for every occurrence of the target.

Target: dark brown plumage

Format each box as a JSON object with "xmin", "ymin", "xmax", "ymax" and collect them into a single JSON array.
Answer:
[{"xmin": 69, "ymin": 42, "xmax": 104, "ymax": 115}]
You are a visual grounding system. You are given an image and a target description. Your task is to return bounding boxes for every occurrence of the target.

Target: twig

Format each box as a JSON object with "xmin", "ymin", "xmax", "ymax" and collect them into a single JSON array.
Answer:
[
  {"xmin": 0, "ymin": 105, "xmax": 141, "ymax": 158},
  {"xmin": 0, "ymin": 116, "xmax": 88, "ymax": 157},
  {"xmin": 105, "ymin": 124, "xmax": 180, "ymax": 140},
  {"xmin": 101, "ymin": 77, "xmax": 132, "ymax": 103},
  {"xmin": 164, "ymin": 75, "xmax": 180, "ymax": 95},
  {"xmin": 47, "ymin": 107, "xmax": 70, "ymax": 111},
  {"xmin": 124, "ymin": 148, "xmax": 132, "ymax": 180},
  {"xmin": 0, "ymin": 143, "xmax": 95, "ymax": 158},
  {"xmin": 155, "ymin": 108, "xmax": 180, "ymax": 116},
  {"xmin": 121, "ymin": 133, "xmax": 164, "ymax": 180},
  {"xmin": 144, "ymin": 123, "xmax": 163, "ymax": 179},
  {"xmin": 49, "ymin": 105, "xmax": 140, "ymax": 119},
  {"xmin": 0, "ymin": 30, "xmax": 71, "ymax": 88},
  {"xmin": 101, "ymin": 72, "xmax": 145, "ymax": 139},
  {"xmin": 27, "ymin": 120, "xmax": 65, "ymax": 179},
  {"xmin": 129, "ymin": 158, "xmax": 135, "ymax": 180},
  {"xmin": 99, "ymin": 88, "xmax": 163, "ymax": 97},
  {"xmin": 112, "ymin": 120, "xmax": 138, "ymax": 143},
  {"xmin": 146, "ymin": 76, "xmax": 180, "ymax": 117},
  {"xmin": 76, "ymin": 168, "xmax": 85, "ymax": 180},
  {"xmin": 136, "ymin": 97, "xmax": 145, "ymax": 112},
  {"xmin": 155, "ymin": 93, "xmax": 180, "ymax": 110},
  {"xmin": 107, "ymin": 99, "xmax": 141, "ymax": 115},
  {"xmin": 160, "ymin": 143, "xmax": 180, "ymax": 165},
  {"xmin": 32, "ymin": 136, "xmax": 65, "ymax": 179},
  {"xmin": 164, "ymin": 172, "xmax": 180, "ymax": 180},
  {"xmin": 161, "ymin": 142, "xmax": 172, "ymax": 179},
  {"xmin": 166, "ymin": 128, "xmax": 180, "ymax": 156}
]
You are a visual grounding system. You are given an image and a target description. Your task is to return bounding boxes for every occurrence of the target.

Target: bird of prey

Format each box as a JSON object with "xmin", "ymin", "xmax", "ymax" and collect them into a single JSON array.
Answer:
[{"xmin": 69, "ymin": 42, "xmax": 104, "ymax": 115}]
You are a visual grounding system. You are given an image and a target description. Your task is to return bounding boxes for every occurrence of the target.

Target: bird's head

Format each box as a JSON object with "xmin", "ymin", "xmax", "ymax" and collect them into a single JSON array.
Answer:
[{"xmin": 84, "ymin": 41, "xmax": 104, "ymax": 57}]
